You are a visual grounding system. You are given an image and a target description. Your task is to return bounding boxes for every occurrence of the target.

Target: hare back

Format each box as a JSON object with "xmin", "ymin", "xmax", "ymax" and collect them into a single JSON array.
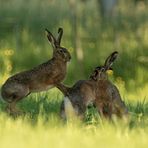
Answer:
[
  {"xmin": 3, "ymin": 59, "xmax": 67, "ymax": 92},
  {"xmin": 5, "ymin": 73, "xmax": 55, "ymax": 93},
  {"xmin": 13, "ymin": 59, "xmax": 66, "ymax": 82}
]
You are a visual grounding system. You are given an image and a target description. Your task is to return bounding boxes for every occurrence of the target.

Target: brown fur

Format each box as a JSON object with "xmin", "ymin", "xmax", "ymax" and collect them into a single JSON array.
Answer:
[
  {"xmin": 57, "ymin": 51, "xmax": 128, "ymax": 120},
  {"xmin": 57, "ymin": 80, "xmax": 97, "ymax": 119},
  {"xmin": 1, "ymin": 28, "xmax": 71, "ymax": 114}
]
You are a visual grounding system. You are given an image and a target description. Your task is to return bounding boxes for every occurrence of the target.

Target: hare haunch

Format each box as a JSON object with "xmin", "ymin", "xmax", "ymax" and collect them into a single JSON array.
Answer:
[
  {"xmin": 57, "ymin": 51, "xmax": 128, "ymax": 120},
  {"xmin": 1, "ymin": 28, "xmax": 71, "ymax": 114}
]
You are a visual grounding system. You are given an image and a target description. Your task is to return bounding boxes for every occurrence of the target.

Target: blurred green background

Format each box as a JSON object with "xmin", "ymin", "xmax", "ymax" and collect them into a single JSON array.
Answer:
[
  {"xmin": 0, "ymin": 2, "xmax": 148, "ymax": 147},
  {"xmin": 0, "ymin": 0, "xmax": 148, "ymax": 100}
]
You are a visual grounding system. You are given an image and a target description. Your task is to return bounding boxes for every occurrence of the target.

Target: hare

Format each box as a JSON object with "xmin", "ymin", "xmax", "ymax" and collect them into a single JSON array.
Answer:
[
  {"xmin": 1, "ymin": 28, "xmax": 71, "ymax": 114},
  {"xmin": 90, "ymin": 51, "xmax": 128, "ymax": 119},
  {"xmin": 57, "ymin": 51, "xmax": 128, "ymax": 120}
]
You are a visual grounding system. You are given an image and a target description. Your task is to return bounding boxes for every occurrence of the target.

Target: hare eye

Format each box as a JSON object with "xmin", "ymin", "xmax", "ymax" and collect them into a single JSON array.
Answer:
[
  {"xmin": 59, "ymin": 49, "xmax": 63, "ymax": 53},
  {"xmin": 90, "ymin": 70, "xmax": 98, "ymax": 81},
  {"xmin": 94, "ymin": 70, "xmax": 98, "ymax": 77}
]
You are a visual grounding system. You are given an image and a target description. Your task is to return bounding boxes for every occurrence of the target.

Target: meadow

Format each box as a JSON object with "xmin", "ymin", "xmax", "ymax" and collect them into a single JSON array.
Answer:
[{"xmin": 0, "ymin": 0, "xmax": 148, "ymax": 148}]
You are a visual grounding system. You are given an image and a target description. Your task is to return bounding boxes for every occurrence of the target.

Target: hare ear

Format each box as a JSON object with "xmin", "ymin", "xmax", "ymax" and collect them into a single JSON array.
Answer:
[
  {"xmin": 57, "ymin": 27, "xmax": 63, "ymax": 45},
  {"xmin": 104, "ymin": 51, "xmax": 118, "ymax": 70},
  {"xmin": 45, "ymin": 28, "xmax": 57, "ymax": 49}
]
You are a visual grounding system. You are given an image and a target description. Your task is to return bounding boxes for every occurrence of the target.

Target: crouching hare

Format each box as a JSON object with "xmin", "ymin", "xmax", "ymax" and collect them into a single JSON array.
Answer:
[
  {"xmin": 1, "ymin": 28, "xmax": 71, "ymax": 114},
  {"xmin": 57, "ymin": 51, "xmax": 128, "ymax": 120},
  {"xmin": 90, "ymin": 51, "xmax": 128, "ymax": 120}
]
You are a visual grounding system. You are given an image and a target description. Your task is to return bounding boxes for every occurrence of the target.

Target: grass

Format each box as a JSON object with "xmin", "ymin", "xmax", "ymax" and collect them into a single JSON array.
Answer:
[
  {"xmin": 0, "ymin": 117, "xmax": 147, "ymax": 148},
  {"xmin": 0, "ymin": 88, "xmax": 148, "ymax": 148}
]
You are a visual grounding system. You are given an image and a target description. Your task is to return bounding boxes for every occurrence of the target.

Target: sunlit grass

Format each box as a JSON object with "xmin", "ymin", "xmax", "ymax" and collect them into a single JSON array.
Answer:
[
  {"xmin": 0, "ymin": 104, "xmax": 148, "ymax": 148},
  {"xmin": 0, "ymin": 78, "xmax": 147, "ymax": 148}
]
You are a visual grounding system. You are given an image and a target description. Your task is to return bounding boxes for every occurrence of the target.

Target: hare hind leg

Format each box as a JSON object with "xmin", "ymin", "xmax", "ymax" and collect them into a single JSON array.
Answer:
[
  {"xmin": 6, "ymin": 87, "xmax": 30, "ymax": 114},
  {"xmin": 6, "ymin": 101, "xmax": 20, "ymax": 114}
]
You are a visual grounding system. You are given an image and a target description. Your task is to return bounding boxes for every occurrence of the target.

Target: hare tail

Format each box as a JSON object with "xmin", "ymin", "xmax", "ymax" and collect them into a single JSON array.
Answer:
[{"xmin": 64, "ymin": 97, "xmax": 76, "ymax": 119}]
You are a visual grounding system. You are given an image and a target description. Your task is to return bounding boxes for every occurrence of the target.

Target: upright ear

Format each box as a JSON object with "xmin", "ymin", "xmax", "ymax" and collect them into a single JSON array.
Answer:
[
  {"xmin": 104, "ymin": 51, "xmax": 118, "ymax": 70},
  {"xmin": 57, "ymin": 27, "xmax": 63, "ymax": 45},
  {"xmin": 45, "ymin": 28, "xmax": 57, "ymax": 49}
]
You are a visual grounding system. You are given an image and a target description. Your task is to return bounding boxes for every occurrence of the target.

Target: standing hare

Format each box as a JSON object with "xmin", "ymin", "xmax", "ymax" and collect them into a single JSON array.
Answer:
[
  {"xmin": 57, "ymin": 51, "xmax": 128, "ymax": 120},
  {"xmin": 1, "ymin": 28, "xmax": 71, "ymax": 114}
]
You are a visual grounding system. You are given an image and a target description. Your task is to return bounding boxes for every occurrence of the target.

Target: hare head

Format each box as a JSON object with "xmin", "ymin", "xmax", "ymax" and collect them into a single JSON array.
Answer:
[
  {"xmin": 90, "ymin": 51, "xmax": 118, "ymax": 81},
  {"xmin": 45, "ymin": 28, "xmax": 71, "ymax": 62}
]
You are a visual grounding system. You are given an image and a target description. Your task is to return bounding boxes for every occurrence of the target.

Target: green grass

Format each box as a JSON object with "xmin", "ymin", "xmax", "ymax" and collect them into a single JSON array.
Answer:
[
  {"xmin": 0, "ymin": 89, "xmax": 148, "ymax": 148},
  {"xmin": 0, "ymin": 117, "xmax": 147, "ymax": 148},
  {"xmin": 1, "ymin": 115, "xmax": 147, "ymax": 148}
]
